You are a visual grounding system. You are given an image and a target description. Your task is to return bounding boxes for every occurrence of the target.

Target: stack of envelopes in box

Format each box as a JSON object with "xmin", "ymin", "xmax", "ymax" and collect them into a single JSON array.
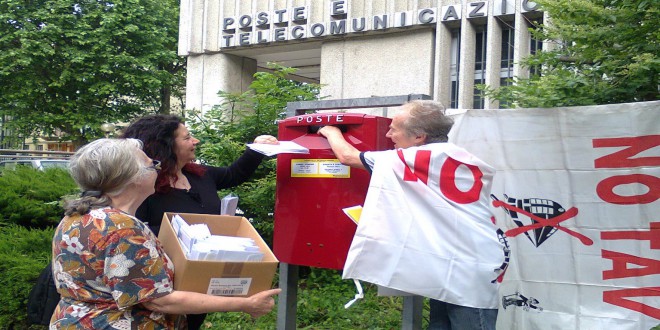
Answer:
[{"xmin": 171, "ymin": 214, "xmax": 264, "ymax": 262}]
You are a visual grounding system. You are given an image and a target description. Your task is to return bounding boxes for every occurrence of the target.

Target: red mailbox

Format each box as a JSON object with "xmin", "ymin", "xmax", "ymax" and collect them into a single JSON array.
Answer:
[{"xmin": 273, "ymin": 113, "xmax": 393, "ymax": 269}]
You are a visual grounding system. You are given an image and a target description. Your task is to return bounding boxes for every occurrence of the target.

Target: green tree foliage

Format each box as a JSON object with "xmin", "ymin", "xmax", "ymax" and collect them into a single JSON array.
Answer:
[
  {"xmin": 484, "ymin": 0, "xmax": 659, "ymax": 108},
  {"xmin": 187, "ymin": 64, "xmax": 321, "ymax": 243},
  {"xmin": 0, "ymin": 167, "xmax": 78, "ymax": 229},
  {"xmin": 0, "ymin": 0, "xmax": 184, "ymax": 144}
]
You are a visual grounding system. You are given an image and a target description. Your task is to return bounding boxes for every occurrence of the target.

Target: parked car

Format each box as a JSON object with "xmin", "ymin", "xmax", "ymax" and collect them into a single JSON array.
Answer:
[{"xmin": 0, "ymin": 159, "xmax": 69, "ymax": 171}]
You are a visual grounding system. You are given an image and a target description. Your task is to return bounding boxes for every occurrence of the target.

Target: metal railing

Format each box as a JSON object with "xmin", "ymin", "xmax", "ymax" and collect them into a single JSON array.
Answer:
[{"xmin": 0, "ymin": 149, "xmax": 73, "ymax": 161}]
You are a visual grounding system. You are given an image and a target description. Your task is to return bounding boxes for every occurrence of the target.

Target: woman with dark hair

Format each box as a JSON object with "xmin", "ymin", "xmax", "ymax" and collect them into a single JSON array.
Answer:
[
  {"xmin": 121, "ymin": 114, "xmax": 278, "ymax": 329},
  {"xmin": 51, "ymin": 138, "xmax": 280, "ymax": 329},
  {"xmin": 121, "ymin": 114, "xmax": 276, "ymax": 235}
]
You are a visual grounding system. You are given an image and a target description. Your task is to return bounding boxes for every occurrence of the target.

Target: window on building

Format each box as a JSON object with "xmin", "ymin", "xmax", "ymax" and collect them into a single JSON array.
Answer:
[
  {"xmin": 499, "ymin": 26, "xmax": 515, "ymax": 108},
  {"xmin": 501, "ymin": 26, "xmax": 515, "ymax": 78},
  {"xmin": 36, "ymin": 145, "xmax": 43, "ymax": 151},
  {"xmin": 529, "ymin": 18, "xmax": 543, "ymax": 76},
  {"xmin": 473, "ymin": 29, "xmax": 487, "ymax": 109},
  {"xmin": 449, "ymin": 29, "xmax": 461, "ymax": 109}
]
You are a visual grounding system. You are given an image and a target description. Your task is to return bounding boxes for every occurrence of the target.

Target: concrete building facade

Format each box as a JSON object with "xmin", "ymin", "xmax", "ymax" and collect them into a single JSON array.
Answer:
[{"xmin": 179, "ymin": 0, "xmax": 548, "ymax": 113}]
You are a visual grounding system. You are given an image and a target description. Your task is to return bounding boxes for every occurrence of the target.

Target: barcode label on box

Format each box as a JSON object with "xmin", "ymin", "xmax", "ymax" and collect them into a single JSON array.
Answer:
[{"xmin": 206, "ymin": 278, "xmax": 252, "ymax": 296}]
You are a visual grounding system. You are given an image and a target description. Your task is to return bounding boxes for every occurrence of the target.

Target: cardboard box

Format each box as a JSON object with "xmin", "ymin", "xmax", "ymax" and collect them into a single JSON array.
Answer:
[{"xmin": 158, "ymin": 212, "xmax": 279, "ymax": 296}]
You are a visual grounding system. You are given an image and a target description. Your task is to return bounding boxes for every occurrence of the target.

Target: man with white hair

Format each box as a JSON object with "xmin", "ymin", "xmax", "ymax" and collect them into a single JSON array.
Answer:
[{"xmin": 318, "ymin": 100, "xmax": 503, "ymax": 330}]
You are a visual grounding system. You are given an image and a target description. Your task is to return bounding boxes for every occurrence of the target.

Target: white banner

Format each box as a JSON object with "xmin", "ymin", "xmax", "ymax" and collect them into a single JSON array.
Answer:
[
  {"xmin": 448, "ymin": 101, "xmax": 660, "ymax": 329},
  {"xmin": 342, "ymin": 143, "xmax": 505, "ymax": 309}
]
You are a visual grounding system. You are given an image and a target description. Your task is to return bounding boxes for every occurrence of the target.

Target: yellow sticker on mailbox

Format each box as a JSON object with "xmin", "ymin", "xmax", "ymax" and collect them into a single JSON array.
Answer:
[{"xmin": 291, "ymin": 159, "xmax": 350, "ymax": 178}]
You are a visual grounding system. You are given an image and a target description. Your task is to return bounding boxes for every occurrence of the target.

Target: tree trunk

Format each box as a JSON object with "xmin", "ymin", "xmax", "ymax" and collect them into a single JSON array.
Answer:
[{"xmin": 159, "ymin": 86, "xmax": 171, "ymax": 114}]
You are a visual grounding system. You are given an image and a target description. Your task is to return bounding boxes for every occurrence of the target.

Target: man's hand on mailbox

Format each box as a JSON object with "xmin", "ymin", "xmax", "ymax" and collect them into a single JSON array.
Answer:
[
  {"xmin": 316, "ymin": 125, "xmax": 342, "ymax": 138},
  {"xmin": 253, "ymin": 135, "xmax": 279, "ymax": 145}
]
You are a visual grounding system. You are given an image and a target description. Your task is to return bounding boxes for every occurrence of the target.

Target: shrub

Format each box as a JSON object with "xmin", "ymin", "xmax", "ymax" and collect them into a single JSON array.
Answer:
[
  {"xmin": 0, "ymin": 167, "xmax": 74, "ymax": 328},
  {"xmin": 0, "ymin": 224, "xmax": 54, "ymax": 329},
  {"xmin": 0, "ymin": 167, "xmax": 78, "ymax": 229}
]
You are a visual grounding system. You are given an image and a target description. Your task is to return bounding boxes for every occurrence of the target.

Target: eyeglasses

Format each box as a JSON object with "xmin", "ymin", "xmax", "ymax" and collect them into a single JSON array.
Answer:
[{"xmin": 146, "ymin": 160, "xmax": 161, "ymax": 171}]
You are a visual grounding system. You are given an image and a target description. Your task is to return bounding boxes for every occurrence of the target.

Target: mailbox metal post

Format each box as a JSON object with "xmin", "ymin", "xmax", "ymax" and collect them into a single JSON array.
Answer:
[
  {"xmin": 275, "ymin": 95, "xmax": 431, "ymax": 330},
  {"xmin": 277, "ymin": 263, "xmax": 298, "ymax": 330}
]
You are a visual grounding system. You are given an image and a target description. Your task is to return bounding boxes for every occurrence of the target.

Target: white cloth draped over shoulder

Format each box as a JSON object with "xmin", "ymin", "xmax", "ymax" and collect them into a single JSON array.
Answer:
[{"xmin": 342, "ymin": 143, "xmax": 504, "ymax": 309}]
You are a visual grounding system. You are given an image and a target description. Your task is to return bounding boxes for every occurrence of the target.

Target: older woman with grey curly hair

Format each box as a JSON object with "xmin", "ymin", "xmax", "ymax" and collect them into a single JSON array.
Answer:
[{"xmin": 50, "ymin": 138, "xmax": 280, "ymax": 329}]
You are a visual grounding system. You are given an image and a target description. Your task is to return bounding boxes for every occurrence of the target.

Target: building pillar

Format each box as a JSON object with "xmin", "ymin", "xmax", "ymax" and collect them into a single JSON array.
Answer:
[
  {"xmin": 185, "ymin": 53, "xmax": 257, "ymax": 113},
  {"xmin": 513, "ymin": 3, "xmax": 530, "ymax": 80},
  {"xmin": 434, "ymin": 20, "xmax": 453, "ymax": 106},
  {"xmin": 457, "ymin": 11, "xmax": 476, "ymax": 110},
  {"xmin": 484, "ymin": 2, "xmax": 503, "ymax": 110}
]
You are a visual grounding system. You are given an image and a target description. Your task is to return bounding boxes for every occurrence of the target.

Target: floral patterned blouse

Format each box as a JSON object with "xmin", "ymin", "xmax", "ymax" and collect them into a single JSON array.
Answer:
[{"xmin": 50, "ymin": 207, "xmax": 184, "ymax": 329}]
